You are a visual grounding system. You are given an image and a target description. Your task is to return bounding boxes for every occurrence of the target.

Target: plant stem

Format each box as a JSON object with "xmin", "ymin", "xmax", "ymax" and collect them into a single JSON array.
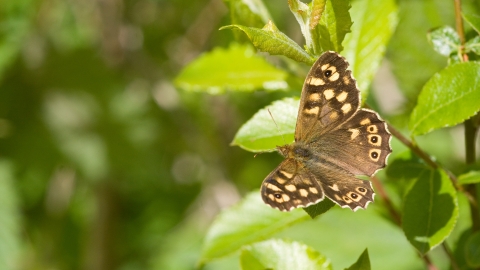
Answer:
[
  {"xmin": 371, "ymin": 175, "xmax": 402, "ymax": 226},
  {"xmin": 453, "ymin": 0, "xmax": 480, "ymax": 233}
]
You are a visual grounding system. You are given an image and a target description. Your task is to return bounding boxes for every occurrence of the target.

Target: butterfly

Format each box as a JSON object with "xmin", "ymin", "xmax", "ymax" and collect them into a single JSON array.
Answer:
[{"xmin": 261, "ymin": 51, "xmax": 392, "ymax": 211}]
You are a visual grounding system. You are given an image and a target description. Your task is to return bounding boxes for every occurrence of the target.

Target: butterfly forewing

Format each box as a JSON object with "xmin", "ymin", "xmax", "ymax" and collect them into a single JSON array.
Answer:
[{"xmin": 296, "ymin": 52, "xmax": 360, "ymax": 142}]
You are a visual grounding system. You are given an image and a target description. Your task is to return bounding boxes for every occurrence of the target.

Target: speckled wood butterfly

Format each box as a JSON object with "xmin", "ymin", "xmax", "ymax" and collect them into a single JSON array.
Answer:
[{"xmin": 261, "ymin": 51, "xmax": 392, "ymax": 211}]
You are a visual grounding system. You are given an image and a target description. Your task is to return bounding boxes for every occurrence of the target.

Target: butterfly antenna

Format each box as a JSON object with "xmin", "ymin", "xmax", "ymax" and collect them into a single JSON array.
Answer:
[{"xmin": 267, "ymin": 108, "xmax": 287, "ymax": 145}]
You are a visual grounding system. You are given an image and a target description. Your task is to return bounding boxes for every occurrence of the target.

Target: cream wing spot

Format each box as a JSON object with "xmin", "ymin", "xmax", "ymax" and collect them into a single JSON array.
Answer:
[
  {"xmin": 275, "ymin": 178, "xmax": 287, "ymax": 184},
  {"xmin": 334, "ymin": 194, "xmax": 343, "ymax": 201},
  {"xmin": 282, "ymin": 194, "xmax": 291, "ymax": 202},
  {"xmin": 309, "ymin": 187, "xmax": 319, "ymax": 194},
  {"xmin": 329, "ymin": 111, "xmax": 339, "ymax": 120},
  {"xmin": 285, "ymin": 184, "xmax": 297, "ymax": 192},
  {"xmin": 329, "ymin": 72, "xmax": 340, "ymax": 81},
  {"xmin": 309, "ymin": 77, "xmax": 325, "ymax": 86},
  {"xmin": 266, "ymin": 183, "xmax": 282, "ymax": 192},
  {"xmin": 329, "ymin": 184, "xmax": 339, "ymax": 191},
  {"xmin": 336, "ymin": 91, "xmax": 348, "ymax": 102},
  {"xmin": 343, "ymin": 76, "xmax": 350, "ymax": 85},
  {"xmin": 308, "ymin": 93, "xmax": 321, "ymax": 102},
  {"xmin": 323, "ymin": 89, "xmax": 335, "ymax": 100},
  {"xmin": 321, "ymin": 64, "xmax": 330, "ymax": 71},
  {"xmin": 348, "ymin": 128, "xmax": 360, "ymax": 140},
  {"xmin": 299, "ymin": 189, "xmax": 309, "ymax": 197},
  {"xmin": 304, "ymin": 106, "xmax": 319, "ymax": 116},
  {"xmin": 341, "ymin": 103, "xmax": 352, "ymax": 114},
  {"xmin": 360, "ymin": 118, "xmax": 371, "ymax": 125},
  {"xmin": 279, "ymin": 170, "xmax": 294, "ymax": 179},
  {"xmin": 268, "ymin": 194, "xmax": 275, "ymax": 201}
]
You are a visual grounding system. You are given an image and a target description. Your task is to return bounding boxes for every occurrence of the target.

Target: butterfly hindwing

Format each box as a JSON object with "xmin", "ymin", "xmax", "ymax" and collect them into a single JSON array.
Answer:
[{"xmin": 261, "ymin": 157, "xmax": 325, "ymax": 211}]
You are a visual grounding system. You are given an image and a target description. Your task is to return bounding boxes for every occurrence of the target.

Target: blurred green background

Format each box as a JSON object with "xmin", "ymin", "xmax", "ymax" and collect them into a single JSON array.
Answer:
[{"xmin": 0, "ymin": 0, "xmax": 296, "ymax": 269}]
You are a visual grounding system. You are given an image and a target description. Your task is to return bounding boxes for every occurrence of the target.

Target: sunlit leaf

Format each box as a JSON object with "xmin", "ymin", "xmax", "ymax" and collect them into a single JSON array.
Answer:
[
  {"xmin": 402, "ymin": 169, "xmax": 458, "ymax": 254},
  {"xmin": 465, "ymin": 231, "xmax": 480, "ymax": 267},
  {"xmin": 221, "ymin": 22, "xmax": 314, "ymax": 64},
  {"xmin": 232, "ymin": 98, "xmax": 298, "ymax": 152},
  {"xmin": 465, "ymin": 36, "xmax": 480, "ymax": 55},
  {"xmin": 314, "ymin": 0, "xmax": 352, "ymax": 53},
  {"xmin": 345, "ymin": 249, "xmax": 370, "ymax": 270},
  {"xmin": 458, "ymin": 170, "xmax": 480, "ymax": 185},
  {"xmin": 200, "ymin": 191, "xmax": 309, "ymax": 263},
  {"xmin": 175, "ymin": 44, "xmax": 289, "ymax": 94},
  {"xmin": 427, "ymin": 26, "xmax": 460, "ymax": 57},
  {"xmin": 409, "ymin": 61, "xmax": 480, "ymax": 135},
  {"xmin": 227, "ymin": 0, "xmax": 272, "ymax": 29},
  {"xmin": 240, "ymin": 239, "xmax": 332, "ymax": 270},
  {"xmin": 288, "ymin": 0, "xmax": 312, "ymax": 52},
  {"xmin": 463, "ymin": 12, "xmax": 480, "ymax": 35},
  {"xmin": 387, "ymin": 0, "xmax": 450, "ymax": 100},
  {"xmin": 310, "ymin": 0, "xmax": 326, "ymax": 30},
  {"xmin": 342, "ymin": 0, "xmax": 398, "ymax": 97}
]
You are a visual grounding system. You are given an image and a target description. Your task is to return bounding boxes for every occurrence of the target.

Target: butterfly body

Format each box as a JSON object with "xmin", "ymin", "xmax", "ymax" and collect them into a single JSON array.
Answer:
[{"xmin": 261, "ymin": 51, "xmax": 392, "ymax": 212}]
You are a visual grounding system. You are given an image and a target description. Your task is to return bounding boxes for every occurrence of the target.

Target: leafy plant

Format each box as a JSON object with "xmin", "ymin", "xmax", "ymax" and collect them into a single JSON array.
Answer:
[{"xmin": 176, "ymin": 0, "xmax": 480, "ymax": 269}]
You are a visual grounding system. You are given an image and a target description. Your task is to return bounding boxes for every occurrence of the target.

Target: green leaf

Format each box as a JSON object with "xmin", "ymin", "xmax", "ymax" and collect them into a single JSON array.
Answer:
[
  {"xmin": 314, "ymin": 0, "xmax": 352, "ymax": 53},
  {"xmin": 387, "ymin": 0, "xmax": 450, "ymax": 100},
  {"xmin": 232, "ymin": 98, "xmax": 298, "ymax": 152},
  {"xmin": 221, "ymin": 22, "xmax": 314, "ymax": 64},
  {"xmin": 342, "ymin": 0, "xmax": 398, "ymax": 98},
  {"xmin": 288, "ymin": 0, "xmax": 313, "ymax": 53},
  {"xmin": 427, "ymin": 26, "xmax": 461, "ymax": 57},
  {"xmin": 402, "ymin": 169, "xmax": 458, "ymax": 254},
  {"xmin": 458, "ymin": 170, "xmax": 480, "ymax": 185},
  {"xmin": 310, "ymin": 0, "xmax": 326, "ymax": 30},
  {"xmin": 240, "ymin": 239, "xmax": 332, "ymax": 270},
  {"xmin": 227, "ymin": 0, "xmax": 272, "ymax": 29},
  {"xmin": 200, "ymin": 191, "xmax": 309, "ymax": 263},
  {"xmin": 345, "ymin": 249, "xmax": 370, "ymax": 270},
  {"xmin": 304, "ymin": 199, "xmax": 335, "ymax": 218},
  {"xmin": 386, "ymin": 151, "xmax": 428, "ymax": 181},
  {"xmin": 465, "ymin": 36, "xmax": 480, "ymax": 55},
  {"xmin": 465, "ymin": 231, "xmax": 480, "ymax": 267},
  {"xmin": 463, "ymin": 12, "xmax": 480, "ymax": 35},
  {"xmin": 175, "ymin": 44, "xmax": 289, "ymax": 94},
  {"xmin": 409, "ymin": 61, "xmax": 480, "ymax": 135},
  {"xmin": 0, "ymin": 161, "xmax": 21, "ymax": 269}
]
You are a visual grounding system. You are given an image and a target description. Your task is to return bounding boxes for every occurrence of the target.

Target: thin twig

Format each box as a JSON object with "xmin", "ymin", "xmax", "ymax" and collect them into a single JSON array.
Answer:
[
  {"xmin": 442, "ymin": 242, "xmax": 460, "ymax": 270},
  {"xmin": 371, "ymin": 175, "xmax": 402, "ymax": 226},
  {"xmin": 453, "ymin": 0, "xmax": 480, "ymax": 234}
]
